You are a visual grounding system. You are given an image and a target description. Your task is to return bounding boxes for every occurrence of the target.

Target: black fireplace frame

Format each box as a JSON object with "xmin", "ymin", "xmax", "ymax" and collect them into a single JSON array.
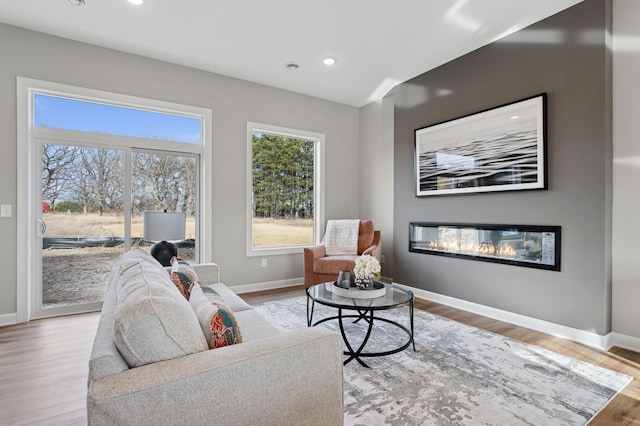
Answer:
[{"xmin": 409, "ymin": 222, "xmax": 561, "ymax": 271}]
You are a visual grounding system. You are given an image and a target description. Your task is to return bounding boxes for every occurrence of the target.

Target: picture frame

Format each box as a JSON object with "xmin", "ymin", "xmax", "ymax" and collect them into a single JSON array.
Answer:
[{"xmin": 414, "ymin": 93, "xmax": 547, "ymax": 197}]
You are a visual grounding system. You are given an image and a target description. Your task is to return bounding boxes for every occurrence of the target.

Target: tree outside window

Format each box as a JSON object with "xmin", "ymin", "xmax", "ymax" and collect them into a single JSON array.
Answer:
[{"xmin": 248, "ymin": 124, "xmax": 323, "ymax": 253}]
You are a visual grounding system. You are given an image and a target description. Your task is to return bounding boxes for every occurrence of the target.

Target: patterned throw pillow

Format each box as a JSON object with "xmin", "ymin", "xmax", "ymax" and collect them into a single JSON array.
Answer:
[
  {"xmin": 170, "ymin": 257, "xmax": 198, "ymax": 299},
  {"xmin": 189, "ymin": 283, "xmax": 243, "ymax": 349},
  {"xmin": 200, "ymin": 285, "xmax": 225, "ymax": 303}
]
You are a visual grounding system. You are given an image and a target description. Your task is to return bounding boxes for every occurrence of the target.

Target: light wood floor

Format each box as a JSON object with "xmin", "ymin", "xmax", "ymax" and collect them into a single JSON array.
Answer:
[{"xmin": 1, "ymin": 286, "xmax": 639, "ymax": 425}]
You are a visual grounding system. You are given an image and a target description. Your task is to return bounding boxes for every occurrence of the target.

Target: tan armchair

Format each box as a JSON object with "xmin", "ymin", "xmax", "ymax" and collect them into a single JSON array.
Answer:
[{"xmin": 303, "ymin": 220, "xmax": 382, "ymax": 288}]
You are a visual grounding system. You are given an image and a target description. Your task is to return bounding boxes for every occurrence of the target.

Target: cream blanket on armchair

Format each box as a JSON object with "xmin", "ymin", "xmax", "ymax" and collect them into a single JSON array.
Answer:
[{"xmin": 324, "ymin": 219, "xmax": 360, "ymax": 255}]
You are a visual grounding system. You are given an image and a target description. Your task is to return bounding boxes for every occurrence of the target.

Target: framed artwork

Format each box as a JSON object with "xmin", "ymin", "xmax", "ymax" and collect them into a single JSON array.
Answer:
[{"xmin": 414, "ymin": 93, "xmax": 547, "ymax": 196}]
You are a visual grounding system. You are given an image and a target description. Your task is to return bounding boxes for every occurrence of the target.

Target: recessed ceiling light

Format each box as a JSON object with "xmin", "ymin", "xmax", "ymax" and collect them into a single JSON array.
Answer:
[
  {"xmin": 67, "ymin": 0, "xmax": 86, "ymax": 5},
  {"xmin": 510, "ymin": 115, "xmax": 519, "ymax": 120},
  {"xmin": 128, "ymin": 0, "xmax": 144, "ymax": 5},
  {"xmin": 285, "ymin": 62, "xmax": 300, "ymax": 71},
  {"xmin": 323, "ymin": 57, "xmax": 337, "ymax": 66}
]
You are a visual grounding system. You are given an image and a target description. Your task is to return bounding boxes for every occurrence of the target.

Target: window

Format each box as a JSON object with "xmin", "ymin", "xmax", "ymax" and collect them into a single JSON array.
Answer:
[
  {"xmin": 34, "ymin": 94, "xmax": 202, "ymax": 144},
  {"xmin": 17, "ymin": 77, "xmax": 212, "ymax": 321},
  {"xmin": 246, "ymin": 122, "xmax": 324, "ymax": 256}
]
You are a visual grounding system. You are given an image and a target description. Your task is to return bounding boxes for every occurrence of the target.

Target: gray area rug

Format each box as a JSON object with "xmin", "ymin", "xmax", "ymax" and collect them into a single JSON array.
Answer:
[{"xmin": 253, "ymin": 295, "xmax": 631, "ymax": 425}]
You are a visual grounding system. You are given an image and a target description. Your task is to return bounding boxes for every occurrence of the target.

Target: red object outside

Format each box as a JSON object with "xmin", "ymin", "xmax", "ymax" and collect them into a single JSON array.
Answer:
[{"xmin": 42, "ymin": 201, "xmax": 51, "ymax": 212}]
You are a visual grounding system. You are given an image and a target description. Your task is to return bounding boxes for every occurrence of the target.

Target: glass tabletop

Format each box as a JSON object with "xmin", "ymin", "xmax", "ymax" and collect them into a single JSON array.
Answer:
[{"xmin": 307, "ymin": 282, "xmax": 413, "ymax": 311}]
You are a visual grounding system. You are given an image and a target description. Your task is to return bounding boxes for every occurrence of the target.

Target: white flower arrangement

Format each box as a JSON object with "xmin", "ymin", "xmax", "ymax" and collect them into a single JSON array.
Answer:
[{"xmin": 354, "ymin": 255, "xmax": 381, "ymax": 283}]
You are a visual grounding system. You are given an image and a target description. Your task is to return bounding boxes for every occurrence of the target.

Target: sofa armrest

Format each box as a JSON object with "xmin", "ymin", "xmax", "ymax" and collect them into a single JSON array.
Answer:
[
  {"xmin": 87, "ymin": 327, "xmax": 343, "ymax": 426},
  {"xmin": 193, "ymin": 262, "xmax": 221, "ymax": 284}
]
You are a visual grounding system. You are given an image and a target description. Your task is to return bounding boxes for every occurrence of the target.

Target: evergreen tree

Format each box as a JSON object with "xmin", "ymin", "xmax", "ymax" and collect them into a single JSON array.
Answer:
[{"xmin": 252, "ymin": 134, "xmax": 314, "ymax": 219}]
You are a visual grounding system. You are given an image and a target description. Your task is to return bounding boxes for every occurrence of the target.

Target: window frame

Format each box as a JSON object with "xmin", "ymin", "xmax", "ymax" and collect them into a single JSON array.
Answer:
[{"xmin": 246, "ymin": 122, "xmax": 324, "ymax": 257}]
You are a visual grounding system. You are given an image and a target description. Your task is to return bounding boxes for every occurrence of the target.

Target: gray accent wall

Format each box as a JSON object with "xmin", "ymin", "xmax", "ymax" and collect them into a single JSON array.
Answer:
[
  {"xmin": 612, "ymin": 0, "xmax": 640, "ymax": 340},
  {"xmin": 0, "ymin": 23, "xmax": 359, "ymax": 317},
  {"xmin": 391, "ymin": 0, "xmax": 613, "ymax": 334}
]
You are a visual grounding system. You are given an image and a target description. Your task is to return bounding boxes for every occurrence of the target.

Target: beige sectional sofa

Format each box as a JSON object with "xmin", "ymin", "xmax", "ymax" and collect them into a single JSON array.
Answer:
[{"xmin": 87, "ymin": 249, "xmax": 344, "ymax": 425}]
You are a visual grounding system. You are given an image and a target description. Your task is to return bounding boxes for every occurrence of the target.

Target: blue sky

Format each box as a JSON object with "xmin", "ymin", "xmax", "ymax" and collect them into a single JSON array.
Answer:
[{"xmin": 34, "ymin": 94, "xmax": 201, "ymax": 144}]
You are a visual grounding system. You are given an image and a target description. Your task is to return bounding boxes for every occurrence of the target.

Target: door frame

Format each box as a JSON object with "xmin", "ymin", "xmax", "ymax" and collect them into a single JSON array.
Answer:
[{"xmin": 16, "ymin": 77, "xmax": 212, "ymax": 322}]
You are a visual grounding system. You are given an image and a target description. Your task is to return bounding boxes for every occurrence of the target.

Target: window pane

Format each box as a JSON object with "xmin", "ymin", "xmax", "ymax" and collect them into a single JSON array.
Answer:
[
  {"xmin": 251, "ymin": 132, "xmax": 314, "ymax": 248},
  {"xmin": 132, "ymin": 152, "xmax": 197, "ymax": 262},
  {"xmin": 41, "ymin": 145, "xmax": 125, "ymax": 308},
  {"xmin": 35, "ymin": 94, "xmax": 201, "ymax": 144}
]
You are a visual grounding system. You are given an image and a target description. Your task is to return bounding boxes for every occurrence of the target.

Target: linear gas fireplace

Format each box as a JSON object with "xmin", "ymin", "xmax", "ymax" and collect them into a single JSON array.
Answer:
[{"xmin": 409, "ymin": 222, "xmax": 561, "ymax": 271}]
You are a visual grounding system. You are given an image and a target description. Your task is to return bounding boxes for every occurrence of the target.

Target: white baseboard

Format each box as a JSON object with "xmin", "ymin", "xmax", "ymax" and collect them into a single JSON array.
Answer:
[
  {"xmin": 393, "ymin": 281, "xmax": 640, "ymax": 353},
  {"xmin": 231, "ymin": 277, "xmax": 304, "ymax": 294},
  {"xmin": 609, "ymin": 332, "xmax": 640, "ymax": 353},
  {"xmin": 0, "ymin": 312, "xmax": 18, "ymax": 327}
]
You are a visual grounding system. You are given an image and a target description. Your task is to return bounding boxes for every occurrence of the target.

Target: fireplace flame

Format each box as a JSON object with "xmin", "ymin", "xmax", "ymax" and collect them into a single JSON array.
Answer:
[{"xmin": 428, "ymin": 240, "xmax": 517, "ymax": 258}]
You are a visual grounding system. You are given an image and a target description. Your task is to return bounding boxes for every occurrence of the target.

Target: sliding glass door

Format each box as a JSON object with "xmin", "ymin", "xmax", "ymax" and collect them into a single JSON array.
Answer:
[{"xmin": 35, "ymin": 141, "xmax": 199, "ymax": 318}]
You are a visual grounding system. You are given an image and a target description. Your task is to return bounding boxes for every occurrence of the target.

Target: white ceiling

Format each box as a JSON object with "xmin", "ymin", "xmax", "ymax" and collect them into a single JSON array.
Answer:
[{"xmin": 0, "ymin": 0, "xmax": 583, "ymax": 107}]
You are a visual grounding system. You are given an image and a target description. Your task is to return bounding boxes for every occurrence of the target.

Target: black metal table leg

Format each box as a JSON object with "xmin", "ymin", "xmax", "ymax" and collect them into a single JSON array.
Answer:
[
  {"xmin": 410, "ymin": 296, "xmax": 416, "ymax": 351},
  {"xmin": 306, "ymin": 291, "xmax": 315, "ymax": 327},
  {"xmin": 339, "ymin": 308, "xmax": 375, "ymax": 367}
]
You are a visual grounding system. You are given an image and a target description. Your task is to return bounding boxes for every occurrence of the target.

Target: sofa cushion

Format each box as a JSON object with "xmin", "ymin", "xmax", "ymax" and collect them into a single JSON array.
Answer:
[
  {"xmin": 233, "ymin": 309, "xmax": 284, "ymax": 342},
  {"xmin": 357, "ymin": 220, "xmax": 375, "ymax": 254},
  {"xmin": 118, "ymin": 248, "xmax": 167, "ymax": 281},
  {"xmin": 170, "ymin": 257, "xmax": 198, "ymax": 299},
  {"xmin": 314, "ymin": 254, "xmax": 359, "ymax": 275},
  {"xmin": 88, "ymin": 268, "xmax": 130, "ymax": 381},
  {"xmin": 114, "ymin": 250, "xmax": 208, "ymax": 367},
  {"xmin": 201, "ymin": 283, "xmax": 253, "ymax": 312},
  {"xmin": 189, "ymin": 283, "xmax": 243, "ymax": 349}
]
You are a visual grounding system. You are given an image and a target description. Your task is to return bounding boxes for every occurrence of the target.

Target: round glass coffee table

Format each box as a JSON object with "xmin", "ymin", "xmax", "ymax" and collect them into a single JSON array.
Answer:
[{"xmin": 306, "ymin": 282, "xmax": 415, "ymax": 367}]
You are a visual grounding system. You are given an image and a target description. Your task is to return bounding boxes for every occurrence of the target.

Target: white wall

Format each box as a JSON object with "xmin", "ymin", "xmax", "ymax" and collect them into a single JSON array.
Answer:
[
  {"xmin": 358, "ymin": 95, "xmax": 394, "ymax": 278},
  {"xmin": 612, "ymin": 0, "xmax": 640, "ymax": 340},
  {"xmin": 0, "ymin": 22, "xmax": 359, "ymax": 318}
]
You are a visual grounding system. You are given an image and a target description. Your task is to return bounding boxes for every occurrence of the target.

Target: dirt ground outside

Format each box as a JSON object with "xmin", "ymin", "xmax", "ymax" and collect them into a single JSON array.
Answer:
[
  {"xmin": 42, "ymin": 245, "xmax": 196, "ymax": 308},
  {"xmin": 41, "ymin": 213, "xmax": 312, "ymax": 307}
]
